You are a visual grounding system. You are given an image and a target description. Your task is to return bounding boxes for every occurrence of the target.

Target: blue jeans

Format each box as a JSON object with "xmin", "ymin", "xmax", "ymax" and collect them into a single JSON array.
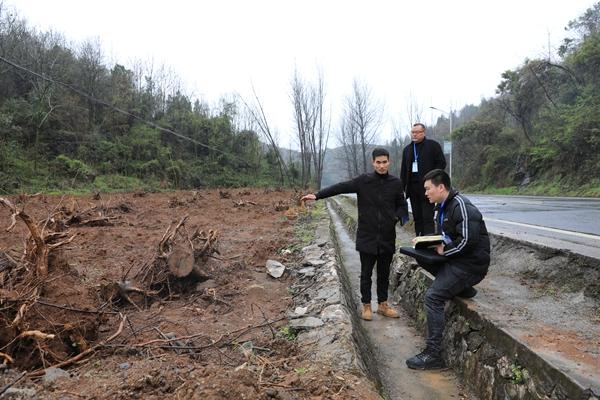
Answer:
[{"xmin": 422, "ymin": 263, "xmax": 484, "ymax": 354}]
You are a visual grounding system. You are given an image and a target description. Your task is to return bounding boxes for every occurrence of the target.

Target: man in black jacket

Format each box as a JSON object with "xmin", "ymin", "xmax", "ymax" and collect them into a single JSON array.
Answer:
[
  {"xmin": 400, "ymin": 123, "xmax": 446, "ymax": 236},
  {"xmin": 406, "ymin": 169, "xmax": 490, "ymax": 370},
  {"xmin": 301, "ymin": 148, "xmax": 409, "ymax": 321}
]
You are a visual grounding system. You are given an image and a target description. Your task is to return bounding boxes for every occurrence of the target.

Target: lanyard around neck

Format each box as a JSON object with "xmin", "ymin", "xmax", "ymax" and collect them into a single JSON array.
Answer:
[
  {"xmin": 438, "ymin": 201, "xmax": 445, "ymax": 234},
  {"xmin": 413, "ymin": 143, "xmax": 418, "ymax": 161}
]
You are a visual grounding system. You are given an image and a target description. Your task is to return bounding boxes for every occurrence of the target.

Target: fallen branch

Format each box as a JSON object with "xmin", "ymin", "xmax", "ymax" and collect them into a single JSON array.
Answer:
[
  {"xmin": 0, "ymin": 196, "xmax": 75, "ymax": 278},
  {"xmin": 36, "ymin": 299, "xmax": 119, "ymax": 315},
  {"xmin": 134, "ymin": 331, "xmax": 210, "ymax": 347},
  {"xmin": 10, "ymin": 303, "xmax": 29, "ymax": 327},
  {"xmin": 27, "ymin": 313, "xmax": 127, "ymax": 377},
  {"xmin": 0, "ymin": 351, "xmax": 14, "ymax": 364},
  {"xmin": 131, "ymin": 316, "xmax": 286, "ymax": 351},
  {"xmin": 18, "ymin": 330, "xmax": 56, "ymax": 340},
  {"xmin": 0, "ymin": 371, "xmax": 27, "ymax": 396}
]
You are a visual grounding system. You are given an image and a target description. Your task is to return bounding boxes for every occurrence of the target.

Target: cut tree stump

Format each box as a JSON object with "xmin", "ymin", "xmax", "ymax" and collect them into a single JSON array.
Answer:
[{"xmin": 167, "ymin": 247, "xmax": 194, "ymax": 278}]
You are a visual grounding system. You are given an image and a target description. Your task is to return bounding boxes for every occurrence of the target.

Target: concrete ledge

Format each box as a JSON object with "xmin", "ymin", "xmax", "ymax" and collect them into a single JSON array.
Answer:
[{"xmin": 329, "ymin": 196, "xmax": 600, "ymax": 400}]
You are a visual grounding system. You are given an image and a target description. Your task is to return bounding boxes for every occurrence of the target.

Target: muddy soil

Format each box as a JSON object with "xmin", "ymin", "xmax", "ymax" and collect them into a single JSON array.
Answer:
[{"xmin": 0, "ymin": 189, "xmax": 378, "ymax": 400}]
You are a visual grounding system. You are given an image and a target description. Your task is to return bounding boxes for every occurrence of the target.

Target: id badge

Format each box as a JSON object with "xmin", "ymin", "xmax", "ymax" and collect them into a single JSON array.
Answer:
[{"xmin": 412, "ymin": 161, "xmax": 418, "ymax": 173}]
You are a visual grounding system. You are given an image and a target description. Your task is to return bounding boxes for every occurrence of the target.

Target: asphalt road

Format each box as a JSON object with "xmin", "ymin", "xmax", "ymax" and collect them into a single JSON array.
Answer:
[
  {"xmin": 342, "ymin": 193, "xmax": 600, "ymax": 259},
  {"xmin": 467, "ymin": 194, "xmax": 600, "ymax": 260}
]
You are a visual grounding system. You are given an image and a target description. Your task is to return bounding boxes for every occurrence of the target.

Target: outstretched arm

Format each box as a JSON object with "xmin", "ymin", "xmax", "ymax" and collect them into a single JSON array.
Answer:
[{"xmin": 312, "ymin": 177, "xmax": 360, "ymax": 201}]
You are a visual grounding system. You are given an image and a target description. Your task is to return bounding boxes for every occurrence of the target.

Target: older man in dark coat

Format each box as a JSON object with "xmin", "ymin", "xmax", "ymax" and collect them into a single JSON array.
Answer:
[{"xmin": 400, "ymin": 123, "xmax": 446, "ymax": 236}]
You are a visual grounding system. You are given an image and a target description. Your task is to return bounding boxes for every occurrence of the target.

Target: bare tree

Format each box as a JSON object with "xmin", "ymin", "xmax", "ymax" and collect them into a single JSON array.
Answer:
[
  {"xmin": 290, "ymin": 67, "xmax": 330, "ymax": 188},
  {"xmin": 237, "ymin": 85, "xmax": 289, "ymax": 185},
  {"xmin": 405, "ymin": 92, "xmax": 423, "ymax": 129},
  {"xmin": 290, "ymin": 68, "xmax": 312, "ymax": 187},
  {"xmin": 336, "ymin": 114, "xmax": 360, "ymax": 178},
  {"xmin": 390, "ymin": 117, "xmax": 410, "ymax": 176},
  {"xmin": 343, "ymin": 79, "xmax": 383, "ymax": 173},
  {"xmin": 309, "ymin": 68, "xmax": 330, "ymax": 189},
  {"xmin": 77, "ymin": 38, "xmax": 106, "ymax": 128}
]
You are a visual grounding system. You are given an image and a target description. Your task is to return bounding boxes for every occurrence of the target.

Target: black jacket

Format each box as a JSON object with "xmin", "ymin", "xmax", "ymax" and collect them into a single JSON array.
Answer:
[
  {"xmin": 316, "ymin": 172, "xmax": 409, "ymax": 255},
  {"xmin": 400, "ymin": 138, "xmax": 446, "ymax": 195},
  {"xmin": 436, "ymin": 190, "xmax": 490, "ymax": 276}
]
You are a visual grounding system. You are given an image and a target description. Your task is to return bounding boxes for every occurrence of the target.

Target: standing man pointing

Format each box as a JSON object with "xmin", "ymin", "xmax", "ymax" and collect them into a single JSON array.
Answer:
[
  {"xmin": 400, "ymin": 123, "xmax": 447, "ymax": 236},
  {"xmin": 301, "ymin": 148, "xmax": 409, "ymax": 321}
]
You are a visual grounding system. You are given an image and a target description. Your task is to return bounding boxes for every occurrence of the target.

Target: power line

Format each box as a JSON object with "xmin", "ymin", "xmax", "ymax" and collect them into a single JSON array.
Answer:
[{"xmin": 0, "ymin": 54, "xmax": 253, "ymax": 167}]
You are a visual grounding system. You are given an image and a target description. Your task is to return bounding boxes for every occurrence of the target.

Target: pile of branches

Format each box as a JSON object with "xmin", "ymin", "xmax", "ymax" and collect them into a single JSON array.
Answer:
[
  {"xmin": 0, "ymin": 196, "xmax": 76, "ymax": 281},
  {"xmin": 136, "ymin": 216, "xmax": 219, "ymax": 296},
  {"xmin": 0, "ymin": 196, "xmax": 101, "ymax": 371},
  {"xmin": 53, "ymin": 198, "xmax": 133, "ymax": 228},
  {"xmin": 102, "ymin": 216, "xmax": 220, "ymax": 310}
]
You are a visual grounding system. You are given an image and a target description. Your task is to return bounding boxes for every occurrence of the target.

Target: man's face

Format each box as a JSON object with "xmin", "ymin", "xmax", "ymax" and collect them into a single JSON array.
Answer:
[
  {"xmin": 411, "ymin": 125, "xmax": 426, "ymax": 143},
  {"xmin": 424, "ymin": 179, "xmax": 444, "ymax": 204},
  {"xmin": 372, "ymin": 155, "xmax": 390, "ymax": 174}
]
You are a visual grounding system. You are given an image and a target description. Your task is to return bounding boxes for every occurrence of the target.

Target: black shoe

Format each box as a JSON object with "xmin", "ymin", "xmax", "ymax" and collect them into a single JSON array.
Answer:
[
  {"xmin": 406, "ymin": 349, "xmax": 446, "ymax": 370},
  {"xmin": 457, "ymin": 286, "xmax": 477, "ymax": 299}
]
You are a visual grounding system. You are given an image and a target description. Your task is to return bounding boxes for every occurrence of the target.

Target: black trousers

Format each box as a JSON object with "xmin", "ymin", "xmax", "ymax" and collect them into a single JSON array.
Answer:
[
  {"xmin": 359, "ymin": 251, "xmax": 394, "ymax": 304},
  {"xmin": 421, "ymin": 263, "xmax": 485, "ymax": 355},
  {"xmin": 408, "ymin": 181, "xmax": 435, "ymax": 236}
]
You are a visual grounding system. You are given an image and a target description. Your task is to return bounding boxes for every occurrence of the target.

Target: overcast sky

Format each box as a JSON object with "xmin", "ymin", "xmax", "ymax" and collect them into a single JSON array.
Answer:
[{"xmin": 7, "ymin": 0, "xmax": 598, "ymax": 148}]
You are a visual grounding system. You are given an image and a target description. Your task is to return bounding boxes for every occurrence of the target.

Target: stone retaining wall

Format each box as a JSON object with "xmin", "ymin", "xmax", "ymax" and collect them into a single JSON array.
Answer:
[{"xmin": 329, "ymin": 196, "xmax": 599, "ymax": 400}]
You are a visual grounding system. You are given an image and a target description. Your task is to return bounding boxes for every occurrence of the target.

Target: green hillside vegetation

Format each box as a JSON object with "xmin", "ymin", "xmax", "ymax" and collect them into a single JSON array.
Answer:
[
  {"xmin": 0, "ymin": 4, "xmax": 284, "ymax": 194},
  {"xmin": 1, "ymin": 2, "xmax": 599, "ymax": 196},
  {"xmin": 433, "ymin": 3, "xmax": 600, "ymax": 197}
]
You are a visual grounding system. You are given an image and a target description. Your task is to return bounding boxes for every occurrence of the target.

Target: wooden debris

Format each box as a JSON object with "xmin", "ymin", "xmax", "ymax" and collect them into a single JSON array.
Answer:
[
  {"xmin": 27, "ymin": 314, "xmax": 126, "ymax": 377},
  {"xmin": 233, "ymin": 200, "xmax": 257, "ymax": 208},
  {"xmin": 18, "ymin": 330, "xmax": 56, "ymax": 340},
  {"xmin": 274, "ymin": 200, "xmax": 289, "ymax": 212},
  {"xmin": 133, "ymin": 216, "xmax": 219, "ymax": 298},
  {"xmin": 0, "ymin": 352, "xmax": 14, "ymax": 364},
  {"xmin": 0, "ymin": 196, "xmax": 75, "ymax": 278}
]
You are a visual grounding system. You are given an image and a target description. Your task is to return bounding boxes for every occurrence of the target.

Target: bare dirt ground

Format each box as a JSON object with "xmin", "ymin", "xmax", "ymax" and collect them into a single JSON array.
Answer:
[{"xmin": 0, "ymin": 189, "xmax": 379, "ymax": 400}]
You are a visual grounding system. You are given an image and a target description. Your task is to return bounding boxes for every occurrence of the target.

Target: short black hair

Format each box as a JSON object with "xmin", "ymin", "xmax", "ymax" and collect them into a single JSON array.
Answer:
[
  {"xmin": 412, "ymin": 122, "xmax": 426, "ymax": 130},
  {"xmin": 423, "ymin": 169, "xmax": 451, "ymax": 190},
  {"xmin": 372, "ymin": 147, "xmax": 389, "ymax": 160}
]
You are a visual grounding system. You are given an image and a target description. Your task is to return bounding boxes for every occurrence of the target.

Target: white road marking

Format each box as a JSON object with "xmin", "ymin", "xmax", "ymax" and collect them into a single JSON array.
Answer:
[{"xmin": 485, "ymin": 218, "xmax": 600, "ymax": 241}]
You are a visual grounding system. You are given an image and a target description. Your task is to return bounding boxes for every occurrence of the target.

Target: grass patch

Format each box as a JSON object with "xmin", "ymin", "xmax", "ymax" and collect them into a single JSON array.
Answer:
[
  {"xmin": 278, "ymin": 326, "xmax": 298, "ymax": 341},
  {"xmin": 510, "ymin": 362, "xmax": 526, "ymax": 385},
  {"xmin": 291, "ymin": 202, "xmax": 325, "ymax": 250},
  {"xmin": 464, "ymin": 178, "xmax": 600, "ymax": 198},
  {"xmin": 294, "ymin": 367, "xmax": 307, "ymax": 375}
]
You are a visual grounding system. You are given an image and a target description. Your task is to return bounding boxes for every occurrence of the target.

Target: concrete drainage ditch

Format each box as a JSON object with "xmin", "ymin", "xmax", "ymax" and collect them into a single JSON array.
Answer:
[
  {"xmin": 326, "ymin": 195, "xmax": 600, "ymax": 400},
  {"xmin": 288, "ymin": 197, "xmax": 600, "ymax": 400}
]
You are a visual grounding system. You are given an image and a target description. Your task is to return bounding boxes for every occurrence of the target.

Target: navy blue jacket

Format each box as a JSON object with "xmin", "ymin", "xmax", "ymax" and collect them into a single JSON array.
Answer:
[{"xmin": 436, "ymin": 190, "xmax": 490, "ymax": 276}]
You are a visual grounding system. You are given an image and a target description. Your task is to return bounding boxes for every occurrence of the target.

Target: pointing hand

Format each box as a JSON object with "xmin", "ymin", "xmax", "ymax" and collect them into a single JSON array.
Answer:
[{"xmin": 301, "ymin": 194, "xmax": 316, "ymax": 202}]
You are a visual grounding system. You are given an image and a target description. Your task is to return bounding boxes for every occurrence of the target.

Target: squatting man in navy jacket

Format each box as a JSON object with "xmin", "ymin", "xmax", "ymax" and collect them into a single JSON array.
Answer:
[
  {"xmin": 301, "ymin": 148, "xmax": 409, "ymax": 321},
  {"xmin": 406, "ymin": 169, "xmax": 490, "ymax": 370}
]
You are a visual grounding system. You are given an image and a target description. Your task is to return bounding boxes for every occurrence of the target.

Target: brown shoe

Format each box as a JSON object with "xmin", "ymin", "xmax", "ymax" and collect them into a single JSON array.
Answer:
[
  {"xmin": 361, "ymin": 304, "xmax": 372, "ymax": 321},
  {"xmin": 377, "ymin": 301, "xmax": 399, "ymax": 318}
]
